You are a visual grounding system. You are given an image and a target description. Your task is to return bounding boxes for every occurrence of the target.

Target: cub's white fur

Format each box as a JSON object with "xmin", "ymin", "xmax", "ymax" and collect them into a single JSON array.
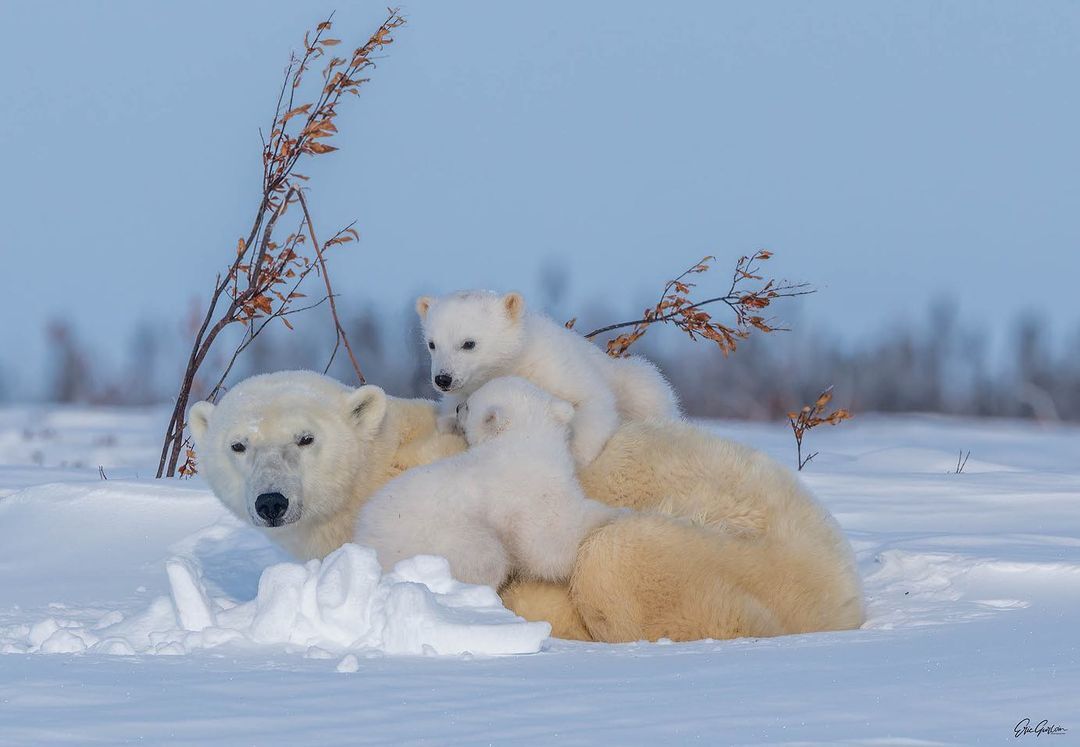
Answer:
[
  {"xmin": 354, "ymin": 377, "xmax": 616, "ymax": 588},
  {"xmin": 416, "ymin": 290, "xmax": 679, "ymax": 465}
]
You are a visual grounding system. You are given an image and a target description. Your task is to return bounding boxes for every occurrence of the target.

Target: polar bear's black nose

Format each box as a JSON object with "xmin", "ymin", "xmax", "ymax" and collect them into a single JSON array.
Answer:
[
  {"xmin": 434, "ymin": 373, "xmax": 453, "ymax": 391},
  {"xmin": 255, "ymin": 492, "xmax": 289, "ymax": 523}
]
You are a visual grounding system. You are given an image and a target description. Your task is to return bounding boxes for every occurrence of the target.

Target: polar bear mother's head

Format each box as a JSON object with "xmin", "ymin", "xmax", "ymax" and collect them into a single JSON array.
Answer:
[{"xmin": 188, "ymin": 371, "xmax": 387, "ymax": 537}]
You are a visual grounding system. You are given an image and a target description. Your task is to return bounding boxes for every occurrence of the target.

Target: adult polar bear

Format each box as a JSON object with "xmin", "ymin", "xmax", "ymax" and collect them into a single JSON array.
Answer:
[{"xmin": 189, "ymin": 371, "xmax": 864, "ymax": 642}]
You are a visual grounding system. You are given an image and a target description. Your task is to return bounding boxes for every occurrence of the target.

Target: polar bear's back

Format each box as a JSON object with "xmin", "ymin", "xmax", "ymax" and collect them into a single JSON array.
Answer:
[
  {"xmin": 578, "ymin": 418, "xmax": 864, "ymax": 632},
  {"xmin": 604, "ymin": 355, "xmax": 680, "ymax": 420},
  {"xmin": 513, "ymin": 315, "xmax": 607, "ymax": 396},
  {"xmin": 517, "ymin": 314, "xmax": 678, "ymax": 420}
]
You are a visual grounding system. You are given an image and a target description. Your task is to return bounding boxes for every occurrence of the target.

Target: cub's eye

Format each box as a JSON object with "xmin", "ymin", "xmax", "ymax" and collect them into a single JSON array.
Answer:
[
  {"xmin": 427, "ymin": 341, "xmax": 435, "ymax": 350},
  {"xmin": 230, "ymin": 442, "xmax": 246, "ymax": 453},
  {"xmin": 461, "ymin": 340, "xmax": 476, "ymax": 350},
  {"xmin": 297, "ymin": 434, "xmax": 315, "ymax": 447}
]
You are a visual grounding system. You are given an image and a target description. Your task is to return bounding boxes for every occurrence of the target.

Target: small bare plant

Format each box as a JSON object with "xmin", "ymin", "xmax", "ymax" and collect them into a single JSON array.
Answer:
[
  {"xmin": 954, "ymin": 450, "xmax": 971, "ymax": 474},
  {"xmin": 788, "ymin": 386, "xmax": 852, "ymax": 471},
  {"xmin": 158, "ymin": 9, "xmax": 406, "ymax": 478},
  {"xmin": 580, "ymin": 251, "xmax": 813, "ymax": 357}
]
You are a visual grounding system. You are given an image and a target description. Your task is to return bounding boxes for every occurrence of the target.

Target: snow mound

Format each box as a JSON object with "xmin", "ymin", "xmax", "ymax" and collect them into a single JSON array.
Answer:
[
  {"xmin": 859, "ymin": 544, "xmax": 1080, "ymax": 633},
  {"xmin": 1, "ymin": 544, "xmax": 551, "ymax": 658}
]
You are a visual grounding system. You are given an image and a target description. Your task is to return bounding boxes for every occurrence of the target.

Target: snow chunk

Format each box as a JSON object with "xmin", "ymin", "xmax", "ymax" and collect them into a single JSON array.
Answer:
[
  {"xmin": 336, "ymin": 654, "xmax": 360, "ymax": 673},
  {"xmin": 93, "ymin": 638, "xmax": 136, "ymax": 656},
  {"xmin": 237, "ymin": 545, "xmax": 550, "ymax": 655},
  {"xmin": 165, "ymin": 558, "xmax": 216, "ymax": 632},
  {"xmin": 40, "ymin": 628, "xmax": 93, "ymax": 654},
  {"xmin": 26, "ymin": 618, "xmax": 61, "ymax": 648},
  {"xmin": 3, "ymin": 544, "xmax": 550, "ymax": 658}
]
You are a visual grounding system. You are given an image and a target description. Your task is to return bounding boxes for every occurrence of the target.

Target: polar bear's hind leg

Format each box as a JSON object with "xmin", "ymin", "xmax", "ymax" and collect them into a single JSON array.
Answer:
[{"xmin": 569, "ymin": 513, "xmax": 784, "ymax": 642}]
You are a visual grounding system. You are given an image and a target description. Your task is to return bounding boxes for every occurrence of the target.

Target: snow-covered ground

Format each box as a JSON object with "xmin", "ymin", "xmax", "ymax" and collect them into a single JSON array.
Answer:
[{"xmin": 0, "ymin": 406, "xmax": 1076, "ymax": 745}]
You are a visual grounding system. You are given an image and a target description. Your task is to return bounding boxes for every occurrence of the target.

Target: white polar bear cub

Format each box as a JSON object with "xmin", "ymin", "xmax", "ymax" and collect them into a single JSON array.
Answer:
[
  {"xmin": 417, "ymin": 290, "xmax": 679, "ymax": 466},
  {"xmin": 354, "ymin": 376, "xmax": 617, "ymax": 589}
]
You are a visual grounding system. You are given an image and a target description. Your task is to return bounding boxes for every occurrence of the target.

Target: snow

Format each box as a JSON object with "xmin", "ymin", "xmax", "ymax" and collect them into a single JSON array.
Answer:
[
  {"xmin": 0, "ymin": 406, "xmax": 1077, "ymax": 744},
  {"xmin": 0, "ymin": 490, "xmax": 548, "ymax": 659}
]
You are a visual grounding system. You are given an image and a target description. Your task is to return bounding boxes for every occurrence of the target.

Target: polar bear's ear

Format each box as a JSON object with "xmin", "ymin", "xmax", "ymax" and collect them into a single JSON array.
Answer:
[
  {"xmin": 346, "ymin": 385, "xmax": 388, "ymax": 437},
  {"xmin": 481, "ymin": 405, "xmax": 509, "ymax": 436},
  {"xmin": 415, "ymin": 296, "xmax": 433, "ymax": 320},
  {"xmin": 549, "ymin": 398, "xmax": 575, "ymax": 426},
  {"xmin": 502, "ymin": 292, "xmax": 525, "ymax": 321},
  {"xmin": 188, "ymin": 400, "xmax": 215, "ymax": 443}
]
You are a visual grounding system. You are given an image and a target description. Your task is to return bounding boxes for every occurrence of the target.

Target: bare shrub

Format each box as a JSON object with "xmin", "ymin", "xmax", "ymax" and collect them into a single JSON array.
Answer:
[
  {"xmin": 788, "ymin": 386, "xmax": 852, "ymax": 471},
  {"xmin": 157, "ymin": 10, "xmax": 406, "ymax": 478},
  {"xmin": 954, "ymin": 450, "xmax": 971, "ymax": 474}
]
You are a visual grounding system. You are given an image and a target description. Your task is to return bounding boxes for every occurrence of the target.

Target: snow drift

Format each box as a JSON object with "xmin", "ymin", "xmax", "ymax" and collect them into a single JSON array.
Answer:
[{"xmin": 1, "ymin": 545, "xmax": 550, "ymax": 658}]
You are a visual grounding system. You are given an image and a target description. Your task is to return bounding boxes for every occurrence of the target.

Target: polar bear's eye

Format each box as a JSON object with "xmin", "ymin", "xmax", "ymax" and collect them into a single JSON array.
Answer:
[
  {"xmin": 427, "ymin": 341, "xmax": 435, "ymax": 350},
  {"xmin": 461, "ymin": 340, "xmax": 476, "ymax": 350},
  {"xmin": 297, "ymin": 434, "xmax": 315, "ymax": 447},
  {"xmin": 230, "ymin": 442, "xmax": 246, "ymax": 454}
]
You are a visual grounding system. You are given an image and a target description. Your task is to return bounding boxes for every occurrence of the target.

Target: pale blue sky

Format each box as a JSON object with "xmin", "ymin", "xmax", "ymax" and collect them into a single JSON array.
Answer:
[{"xmin": 1, "ymin": 1, "xmax": 1078, "ymax": 397}]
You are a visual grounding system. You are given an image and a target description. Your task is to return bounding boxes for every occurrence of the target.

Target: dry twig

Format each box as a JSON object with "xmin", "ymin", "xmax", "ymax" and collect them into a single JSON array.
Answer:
[
  {"xmin": 295, "ymin": 189, "xmax": 364, "ymax": 378},
  {"xmin": 584, "ymin": 251, "xmax": 813, "ymax": 357},
  {"xmin": 787, "ymin": 386, "xmax": 852, "ymax": 471},
  {"xmin": 954, "ymin": 450, "xmax": 971, "ymax": 474}
]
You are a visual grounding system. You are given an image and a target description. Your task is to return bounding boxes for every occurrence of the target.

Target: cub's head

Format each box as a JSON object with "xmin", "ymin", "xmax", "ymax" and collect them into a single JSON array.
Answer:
[
  {"xmin": 188, "ymin": 371, "xmax": 389, "ymax": 531},
  {"xmin": 415, "ymin": 290, "xmax": 527, "ymax": 396},
  {"xmin": 458, "ymin": 376, "xmax": 575, "ymax": 446}
]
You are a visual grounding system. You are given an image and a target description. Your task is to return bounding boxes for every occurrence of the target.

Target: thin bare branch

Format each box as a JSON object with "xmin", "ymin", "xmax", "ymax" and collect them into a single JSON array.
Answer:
[
  {"xmin": 583, "ymin": 251, "xmax": 814, "ymax": 358},
  {"xmin": 295, "ymin": 188, "xmax": 364, "ymax": 383}
]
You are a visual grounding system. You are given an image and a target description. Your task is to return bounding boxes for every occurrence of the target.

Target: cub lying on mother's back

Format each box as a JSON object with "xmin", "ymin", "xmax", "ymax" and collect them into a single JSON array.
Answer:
[
  {"xmin": 355, "ymin": 377, "xmax": 616, "ymax": 588},
  {"xmin": 417, "ymin": 290, "xmax": 679, "ymax": 465}
]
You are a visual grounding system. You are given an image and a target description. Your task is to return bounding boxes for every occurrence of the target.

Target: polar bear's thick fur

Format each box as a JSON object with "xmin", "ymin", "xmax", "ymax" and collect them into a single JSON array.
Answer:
[
  {"xmin": 355, "ymin": 377, "xmax": 616, "ymax": 588},
  {"xmin": 190, "ymin": 370, "xmax": 864, "ymax": 642},
  {"xmin": 416, "ymin": 290, "xmax": 679, "ymax": 465}
]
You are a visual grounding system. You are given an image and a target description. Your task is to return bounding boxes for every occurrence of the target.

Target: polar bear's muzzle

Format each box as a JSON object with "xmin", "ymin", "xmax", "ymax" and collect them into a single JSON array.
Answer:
[{"xmin": 249, "ymin": 450, "xmax": 304, "ymax": 528}]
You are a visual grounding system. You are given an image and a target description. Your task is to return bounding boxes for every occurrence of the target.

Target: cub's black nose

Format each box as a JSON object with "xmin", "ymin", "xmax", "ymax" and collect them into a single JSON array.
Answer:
[
  {"xmin": 255, "ymin": 492, "xmax": 289, "ymax": 523},
  {"xmin": 434, "ymin": 373, "xmax": 453, "ymax": 391}
]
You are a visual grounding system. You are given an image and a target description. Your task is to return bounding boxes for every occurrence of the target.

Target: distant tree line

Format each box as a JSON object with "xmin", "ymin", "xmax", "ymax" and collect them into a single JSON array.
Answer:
[{"xmin": 29, "ymin": 295, "xmax": 1080, "ymax": 423}]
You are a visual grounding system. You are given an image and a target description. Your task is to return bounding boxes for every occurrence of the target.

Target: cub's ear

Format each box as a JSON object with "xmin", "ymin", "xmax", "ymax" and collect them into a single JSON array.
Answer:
[
  {"xmin": 415, "ymin": 296, "xmax": 433, "ymax": 320},
  {"xmin": 346, "ymin": 385, "xmax": 388, "ymax": 437},
  {"xmin": 549, "ymin": 398, "xmax": 575, "ymax": 426},
  {"xmin": 503, "ymin": 292, "xmax": 525, "ymax": 321},
  {"xmin": 482, "ymin": 405, "xmax": 509, "ymax": 436},
  {"xmin": 188, "ymin": 401, "xmax": 215, "ymax": 443}
]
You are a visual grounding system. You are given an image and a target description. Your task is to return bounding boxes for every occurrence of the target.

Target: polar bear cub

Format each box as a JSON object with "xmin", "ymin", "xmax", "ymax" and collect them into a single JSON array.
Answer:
[
  {"xmin": 416, "ymin": 290, "xmax": 679, "ymax": 466},
  {"xmin": 354, "ymin": 377, "xmax": 617, "ymax": 589}
]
